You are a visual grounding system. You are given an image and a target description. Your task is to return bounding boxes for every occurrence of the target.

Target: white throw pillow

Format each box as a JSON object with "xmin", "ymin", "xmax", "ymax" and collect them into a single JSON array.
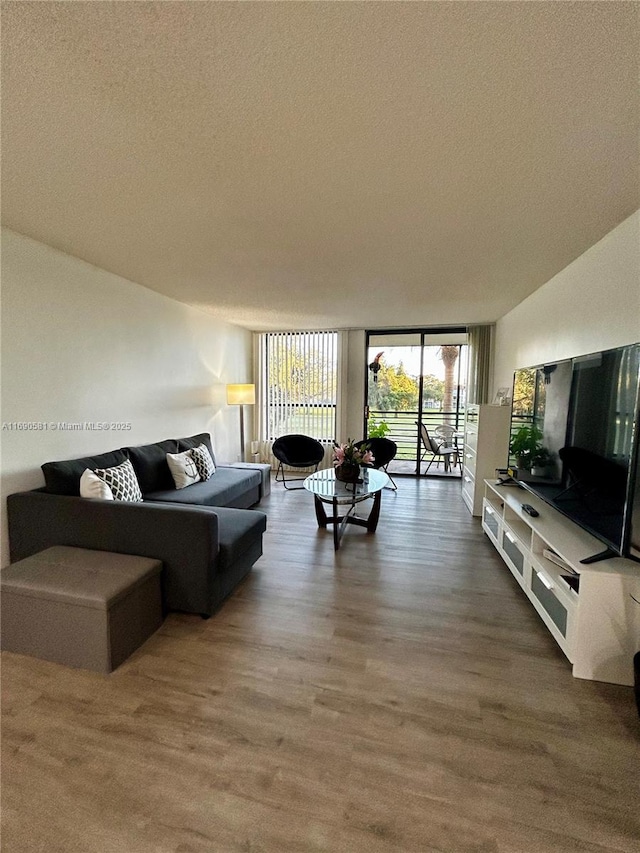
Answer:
[
  {"xmin": 80, "ymin": 468, "xmax": 114, "ymax": 500},
  {"xmin": 190, "ymin": 443, "xmax": 216, "ymax": 481},
  {"xmin": 93, "ymin": 459, "xmax": 143, "ymax": 502},
  {"xmin": 167, "ymin": 449, "xmax": 201, "ymax": 489}
]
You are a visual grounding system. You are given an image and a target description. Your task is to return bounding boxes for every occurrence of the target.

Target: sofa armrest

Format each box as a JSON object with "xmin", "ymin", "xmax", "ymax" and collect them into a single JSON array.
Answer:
[{"xmin": 7, "ymin": 490, "xmax": 221, "ymax": 616}]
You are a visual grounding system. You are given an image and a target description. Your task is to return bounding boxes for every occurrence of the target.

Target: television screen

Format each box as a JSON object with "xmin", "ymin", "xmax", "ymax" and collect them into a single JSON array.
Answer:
[
  {"xmin": 509, "ymin": 343, "xmax": 640, "ymax": 561},
  {"xmin": 510, "ymin": 360, "xmax": 572, "ymax": 480}
]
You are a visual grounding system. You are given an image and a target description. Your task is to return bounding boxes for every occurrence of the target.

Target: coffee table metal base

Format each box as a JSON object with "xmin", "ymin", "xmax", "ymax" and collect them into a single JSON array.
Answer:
[{"xmin": 313, "ymin": 490, "xmax": 382, "ymax": 551}]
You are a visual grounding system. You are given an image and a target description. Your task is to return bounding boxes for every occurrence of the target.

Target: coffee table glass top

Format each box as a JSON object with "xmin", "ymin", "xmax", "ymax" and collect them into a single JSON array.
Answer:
[{"xmin": 304, "ymin": 468, "xmax": 389, "ymax": 503}]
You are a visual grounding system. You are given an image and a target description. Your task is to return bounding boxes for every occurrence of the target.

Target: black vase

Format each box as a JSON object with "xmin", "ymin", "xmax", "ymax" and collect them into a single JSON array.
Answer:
[{"xmin": 335, "ymin": 463, "xmax": 360, "ymax": 483}]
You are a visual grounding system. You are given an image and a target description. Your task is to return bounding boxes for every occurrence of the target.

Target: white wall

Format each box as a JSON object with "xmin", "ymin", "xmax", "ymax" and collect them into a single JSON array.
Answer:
[
  {"xmin": 494, "ymin": 211, "xmax": 640, "ymax": 388},
  {"xmin": 344, "ymin": 330, "xmax": 367, "ymax": 442},
  {"xmin": 1, "ymin": 229, "xmax": 253, "ymax": 566}
]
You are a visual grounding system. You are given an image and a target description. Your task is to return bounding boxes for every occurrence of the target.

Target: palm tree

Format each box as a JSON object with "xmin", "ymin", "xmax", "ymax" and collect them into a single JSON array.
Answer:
[{"xmin": 438, "ymin": 346, "xmax": 459, "ymax": 424}]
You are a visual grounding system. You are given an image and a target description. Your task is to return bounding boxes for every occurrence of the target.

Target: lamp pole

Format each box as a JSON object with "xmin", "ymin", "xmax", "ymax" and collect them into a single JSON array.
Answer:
[
  {"xmin": 239, "ymin": 405, "xmax": 246, "ymax": 461},
  {"xmin": 226, "ymin": 384, "xmax": 256, "ymax": 462}
]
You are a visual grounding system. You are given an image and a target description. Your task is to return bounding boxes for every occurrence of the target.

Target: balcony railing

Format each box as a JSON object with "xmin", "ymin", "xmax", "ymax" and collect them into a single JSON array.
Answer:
[{"xmin": 368, "ymin": 408, "xmax": 465, "ymax": 462}]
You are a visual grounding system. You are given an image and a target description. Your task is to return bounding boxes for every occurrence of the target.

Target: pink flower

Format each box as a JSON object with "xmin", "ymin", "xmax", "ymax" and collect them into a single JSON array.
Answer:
[{"xmin": 332, "ymin": 440, "xmax": 375, "ymax": 467}]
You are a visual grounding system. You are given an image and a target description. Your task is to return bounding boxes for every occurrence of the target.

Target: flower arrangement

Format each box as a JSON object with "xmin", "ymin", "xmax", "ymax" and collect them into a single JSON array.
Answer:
[{"xmin": 332, "ymin": 439, "xmax": 375, "ymax": 467}]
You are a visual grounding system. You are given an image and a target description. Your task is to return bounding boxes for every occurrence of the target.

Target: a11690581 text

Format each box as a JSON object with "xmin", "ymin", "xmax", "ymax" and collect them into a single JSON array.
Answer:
[{"xmin": 2, "ymin": 422, "xmax": 133, "ymax": 432}]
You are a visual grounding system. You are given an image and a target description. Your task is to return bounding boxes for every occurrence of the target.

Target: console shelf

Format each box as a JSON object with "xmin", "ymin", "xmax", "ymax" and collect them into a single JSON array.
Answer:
[{"xmin": 482, "ymin": 479, "xmax": 640, "ymax": 685}]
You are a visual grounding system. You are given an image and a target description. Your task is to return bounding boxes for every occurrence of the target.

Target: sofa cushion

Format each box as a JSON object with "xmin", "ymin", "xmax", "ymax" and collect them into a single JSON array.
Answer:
[
  {"xmin": 125, "ymin": 439, "xmax": 178, "ymax": 495},
  {"xmin": 177, "ymin": 433, "xmax": 216, "ymax": 464},
  {"xmin": 146, "ymin": 467, "xmax": 261, "ymax": 508},
  {"xmin": 42, "ymin": 449, "xmax": 128, "ymax": 496},
  {"xmin": 93, "ymin": 459, "xmax": 143, "ymax": 502},
  {"xmin": 80, "ymin": 469, "xmax": 115, "ymax": 500},
  {"xmin": 191, "ymin": 444, "xmax": 216, "ymax": 481},
  {"xmin": 213, "ymin": 506, "xmax": 267, "ymax": 569},
  {"xmin": 166, "ymin": 449, "xmax": 201, "ymax": 489}
]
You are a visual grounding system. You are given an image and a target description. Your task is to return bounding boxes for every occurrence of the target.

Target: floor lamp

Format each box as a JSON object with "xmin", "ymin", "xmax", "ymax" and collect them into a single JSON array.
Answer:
[{"xmin": 226, "ymin": 384, "xmax": 255, "ymax": 462}]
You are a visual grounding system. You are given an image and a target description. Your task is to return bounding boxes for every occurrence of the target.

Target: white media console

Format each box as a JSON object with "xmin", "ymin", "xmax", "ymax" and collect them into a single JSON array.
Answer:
[{"xmin": 482, "ymin": 479, "xmax": 640, "ymax": 686}]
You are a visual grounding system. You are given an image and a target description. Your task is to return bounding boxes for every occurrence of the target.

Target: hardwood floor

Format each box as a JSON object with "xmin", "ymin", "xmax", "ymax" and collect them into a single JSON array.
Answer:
[{"xmin": 2, "ymin": 477, "xmax": 639, "ymax": 852}]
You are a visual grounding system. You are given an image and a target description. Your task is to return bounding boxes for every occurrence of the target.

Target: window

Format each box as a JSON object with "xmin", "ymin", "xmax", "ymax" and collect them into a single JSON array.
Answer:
[{"xmin": 259, "ymin": 331, "xmax": 338, "ymax": 442}]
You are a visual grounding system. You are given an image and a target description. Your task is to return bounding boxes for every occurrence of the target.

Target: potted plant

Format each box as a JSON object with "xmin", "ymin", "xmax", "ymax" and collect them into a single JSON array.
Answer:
[
  {"xmin": 530, "ymin": 446, "xmax": 554, "ymax": 478},
  {"xmin": 368, "ymin": 418, "xmax": 390, "ymax": 439},
  {"xmin": 509, "ymin": 425, "xmax": 543, "ymax": 470}
]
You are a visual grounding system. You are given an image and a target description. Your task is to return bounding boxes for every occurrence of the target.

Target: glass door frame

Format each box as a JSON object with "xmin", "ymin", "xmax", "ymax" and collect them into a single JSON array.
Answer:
[{"xmin": 364, "ymin": 326, "xmax": 468, "ymax": 477}]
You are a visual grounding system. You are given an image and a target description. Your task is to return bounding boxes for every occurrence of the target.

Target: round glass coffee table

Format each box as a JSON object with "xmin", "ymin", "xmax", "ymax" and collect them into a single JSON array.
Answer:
[{"xmin": 303, "ymin": 468, "xmax": 390, "ymax": 551}]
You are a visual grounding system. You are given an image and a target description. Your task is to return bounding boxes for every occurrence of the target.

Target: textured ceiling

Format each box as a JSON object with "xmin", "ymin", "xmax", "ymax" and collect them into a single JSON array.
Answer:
[{"xmin": 2, "ymin": 2, "xmax": 638, "ymax": 331}]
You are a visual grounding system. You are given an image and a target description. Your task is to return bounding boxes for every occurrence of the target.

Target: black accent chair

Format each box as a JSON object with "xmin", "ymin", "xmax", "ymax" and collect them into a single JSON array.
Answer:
[
  {"xmin": 355, "ymin": 437, "xmax": 398, "ymax": 489},
  {"xmin": 272, "ymin": 434, "xmax": 325, "ymax": 490}
]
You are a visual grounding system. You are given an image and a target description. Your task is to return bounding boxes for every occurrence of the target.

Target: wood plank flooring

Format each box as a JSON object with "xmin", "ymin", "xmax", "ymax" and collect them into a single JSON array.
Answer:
[{"xmin": 2, "ymin": 477, "xmax": 639, "ymax": 852}]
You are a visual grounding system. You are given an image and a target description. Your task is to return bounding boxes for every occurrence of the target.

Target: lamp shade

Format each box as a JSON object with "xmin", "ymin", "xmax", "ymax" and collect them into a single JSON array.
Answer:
[{"xmin": 226, "ymin": 383, "xmax": 255, "ymax": 406}]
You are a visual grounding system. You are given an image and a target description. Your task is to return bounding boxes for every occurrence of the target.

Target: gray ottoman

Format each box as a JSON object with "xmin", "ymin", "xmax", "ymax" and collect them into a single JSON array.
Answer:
[{"xmin": 0, "ymin": 546, "xmax": 163, "ymax": 673}]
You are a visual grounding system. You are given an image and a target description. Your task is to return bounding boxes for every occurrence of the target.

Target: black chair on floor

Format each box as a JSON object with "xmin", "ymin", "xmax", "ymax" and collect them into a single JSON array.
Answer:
[
  {"xmin": 272, "ymin": 434, "xmax": 325, "ymax": 490},
  {"xmin": 355, "ymin": 437, "xmax": 398, "ymax": 489}
]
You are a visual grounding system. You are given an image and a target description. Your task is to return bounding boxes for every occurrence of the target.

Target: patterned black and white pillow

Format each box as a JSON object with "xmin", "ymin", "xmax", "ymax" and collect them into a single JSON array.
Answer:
[
  {"xmin": 93, "ymin": 459, "xmax": 143, "ymax": 502},
  {"xmin": 190, "ymin": 443, "xmax": 216, "ymax": 481},
  {"xmin": 166, "ymin": 449, "xmax": 201, "ymax": 489}
]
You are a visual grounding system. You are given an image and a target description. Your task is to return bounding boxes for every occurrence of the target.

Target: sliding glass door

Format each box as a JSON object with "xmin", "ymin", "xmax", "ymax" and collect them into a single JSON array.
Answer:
[{"xmin": 365, "ymin": 329, "xmax": 468, "ymax": 477}]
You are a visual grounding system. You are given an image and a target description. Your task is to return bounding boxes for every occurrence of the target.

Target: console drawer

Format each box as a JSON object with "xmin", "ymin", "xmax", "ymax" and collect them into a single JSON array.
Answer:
[
  {"xmin": 483, "ymin": 503, "xmax": 500, "ymax": 540},
  {"xmin": 502, "ymin": 530, "xmax": 525, "ymax": 576},
  {"xmin": 531, "ymin": 569, "xmax": 568, "ymax": 637}
]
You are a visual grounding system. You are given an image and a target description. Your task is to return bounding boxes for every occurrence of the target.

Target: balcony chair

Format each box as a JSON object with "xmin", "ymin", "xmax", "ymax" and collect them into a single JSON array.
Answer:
[
  {"xmin": 417, "ymin": 422, "xmax": 459, "ymax": 474},
  {"xmin": 434, "ymin": 423, "xmax": 458, "ymax": 445},
  {"xmin": 355, "ymin": 437, "xmax": 398, "ymax": 490},
  {"xmin": 272, "ymin": 434, "xmax": 325, "ymax": 490},
  {"xmin": 435, "ymin": 422, "xmax": 463, "ymax": 461}
]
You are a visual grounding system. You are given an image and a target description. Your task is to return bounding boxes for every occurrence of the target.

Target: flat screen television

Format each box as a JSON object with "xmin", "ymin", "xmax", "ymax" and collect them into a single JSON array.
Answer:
[{"xmin": 509, "ymin": 343, "xmax": 640, "ymax": 563}]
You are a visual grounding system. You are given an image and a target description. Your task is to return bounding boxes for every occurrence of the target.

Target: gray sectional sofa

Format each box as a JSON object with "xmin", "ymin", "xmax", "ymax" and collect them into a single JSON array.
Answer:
[{"xmin": 7, "ymin": 432, "xmax": 268, "ymax": 617}]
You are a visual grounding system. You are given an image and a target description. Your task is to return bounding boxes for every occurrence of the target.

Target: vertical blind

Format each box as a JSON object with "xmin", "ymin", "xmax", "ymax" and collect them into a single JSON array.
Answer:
[{"xmin": 260, "ymin": 331, "xmax": 338, "ymax": 442}]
